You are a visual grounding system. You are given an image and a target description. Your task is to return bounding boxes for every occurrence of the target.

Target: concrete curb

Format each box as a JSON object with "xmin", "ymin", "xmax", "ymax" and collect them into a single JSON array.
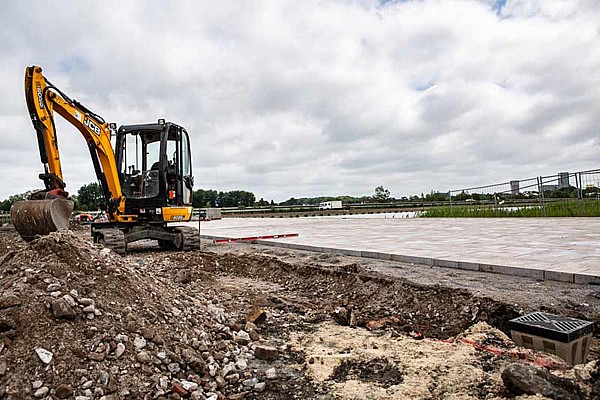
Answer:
[{"xmin": 199, "ymin": 235, "xmax": 597, "ymax": 285}]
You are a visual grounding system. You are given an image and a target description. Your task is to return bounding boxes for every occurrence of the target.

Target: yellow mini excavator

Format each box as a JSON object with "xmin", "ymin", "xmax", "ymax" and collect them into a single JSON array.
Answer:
[{"xmin": 11, "ymin": 66, "xmax": 200, "ymax": 253}]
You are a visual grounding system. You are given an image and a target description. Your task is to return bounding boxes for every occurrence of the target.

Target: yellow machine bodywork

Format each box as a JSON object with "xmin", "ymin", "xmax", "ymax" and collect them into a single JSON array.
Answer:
[
  {"xmin": 13, "ymin": 66, "xmax": 199, "ymax": 252},
  {"xmin": 161, "ymin": 206, "xmax": 193, "ymax": 222},
  {"xmin": 24, "ymin": 66, "xmax": 132, "ymax": 221}
]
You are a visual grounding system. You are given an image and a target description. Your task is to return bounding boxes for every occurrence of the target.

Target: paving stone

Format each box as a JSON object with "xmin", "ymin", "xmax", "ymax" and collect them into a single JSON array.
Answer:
[{"xmin": 190, "ymin": 217, "xmax": 600, "ymax": 283}]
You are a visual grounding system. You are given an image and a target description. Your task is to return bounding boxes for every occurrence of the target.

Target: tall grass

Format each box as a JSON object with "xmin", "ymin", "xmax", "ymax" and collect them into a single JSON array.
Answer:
[{"xmin": 420, "ymin": 200, "xmax": 600, "ymax": 218}]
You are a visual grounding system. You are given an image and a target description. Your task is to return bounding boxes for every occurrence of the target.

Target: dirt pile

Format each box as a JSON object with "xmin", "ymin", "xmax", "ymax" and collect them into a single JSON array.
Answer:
[
  {"xmin": 0, "ymin": 231, "xmax": 271, "ymax": 399},
  {"xmin": 0, "ymin": 228, "xmax": 598, "ymax": 399}
]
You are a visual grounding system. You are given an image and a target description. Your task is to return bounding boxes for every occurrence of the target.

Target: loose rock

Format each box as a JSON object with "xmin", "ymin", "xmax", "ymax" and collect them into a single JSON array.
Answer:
[
  {"xmin": 55, "ymin": 384, "xmax": 74, "ymax": 399},
  {"xmin": 46, "ymin": 283, "xmax": 61, "ymax": 292},
  {"xmin": 246, "ymin": 307, "xmax": 267, "ymax": 325},
  {"xmin": 35, "ymin": 348, "xmax": 53, "ymax": 364},
  {"xmin": 254, "ymin": 345, "xmax": 278, "ymax": 361},
  {"xmin": 115, "ymin": 342, "xmax": 125, "ymax": 358},
  {"xmin": 51, "ymin": 298, "xmax": 76, "ymax": 319},
  {"xmin": 33, "ymin": 386, "xmax": 49, "ymax": 398},
  {"xmin": 136, "ymin": 351, "xmax": 151, "ymax": 363},
  {"xmin": 501, "ymin": 363, "xmax": 581, "ymax": 400}
]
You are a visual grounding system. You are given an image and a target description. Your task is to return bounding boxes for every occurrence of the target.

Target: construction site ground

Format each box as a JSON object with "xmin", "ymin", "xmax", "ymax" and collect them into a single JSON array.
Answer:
[{"xmin": 0, "ymin": 225, "xmax": 599, "ymax": 399}]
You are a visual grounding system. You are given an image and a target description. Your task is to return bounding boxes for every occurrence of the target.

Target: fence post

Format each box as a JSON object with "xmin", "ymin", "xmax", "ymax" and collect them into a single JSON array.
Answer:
[
  {"xmin": 493, "ymin": 193, "xmax": 498, "ymax": 216},
  {"xmin": 449, "ymin": 191, "xmax": 453, "ymax": 217},
  {"xmin": 537, "ymin": 177, "xmax": 546, "ymax": 217},
  {"xmin": 575, "ymin": 173, "xmax": 584, "ymax": 216}
]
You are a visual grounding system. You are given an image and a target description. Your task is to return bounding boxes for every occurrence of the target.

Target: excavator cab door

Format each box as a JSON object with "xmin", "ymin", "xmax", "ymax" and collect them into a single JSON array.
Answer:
[{"xmin": 165, "ymin": 125, "xmax": 193, "ymax": 206}]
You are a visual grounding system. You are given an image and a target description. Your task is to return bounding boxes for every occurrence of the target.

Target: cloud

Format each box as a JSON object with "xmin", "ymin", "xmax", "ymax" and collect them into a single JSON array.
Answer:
[{"xmin": 0, "ymin": 0, "xmax": 599, "ymax": 202}]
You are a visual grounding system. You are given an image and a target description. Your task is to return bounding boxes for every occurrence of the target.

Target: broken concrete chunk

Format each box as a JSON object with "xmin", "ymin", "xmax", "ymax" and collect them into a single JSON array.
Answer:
[
  {"xmin": 233, "ymin": 331, "xmax": 251, "ymax": 345},
  {"xmin": 179, "ymin": 380, "xmax": 199, "ymax": 392},
  {"xmin": 62, "ymin": 294, "xmax": 77, "ymax": 307},
  {"xmin": 133, "ymin": 336, "xmax": 147, "ymax": 350},
  {"xmin": 35, "ymin": 348, "xmax": 53, "ymax": 364},
  {"xmin": 46, "ymin": 283, "xmax": 61, "ymax": 292},
  {"xmin": 501, "ymin": 363, "xmax": 581, "ymax": 400},
  {"xmin": 265, "ymin": 367, "xmax": 277, "ymax": 379},
  {"xmin": 254, "ymin": 381, "xmax": 267, "ymax": 392},
  {"xmin": 115, "ymin": 342, "xmax": 126, "ymax": 358},
  {"xmin": 78, "ymin": 298, "xmax": 94, "ymax": 306},
  {"xmin": 254, "ymin": 345, "xmax": 278, "ymax": 361},
  {"xmin": 51, "ymin": 298, "xmax": 76, "ymax": 319}
]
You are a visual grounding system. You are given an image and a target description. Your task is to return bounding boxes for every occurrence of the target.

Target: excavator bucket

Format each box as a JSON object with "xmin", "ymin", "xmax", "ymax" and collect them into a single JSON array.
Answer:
[{"xmin": 10, "ymin": 199, "xmax": 74, "ymax": 242}]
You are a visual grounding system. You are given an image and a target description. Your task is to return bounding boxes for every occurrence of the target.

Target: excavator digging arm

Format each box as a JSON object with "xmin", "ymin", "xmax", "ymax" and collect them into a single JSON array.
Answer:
[
  {"xmin": 12, "ymin": 66, "xmax": 130, "ymax": 242},
  {"xmin": 23, "ymin": 65, "xmax": 125, "ymax": 215}
]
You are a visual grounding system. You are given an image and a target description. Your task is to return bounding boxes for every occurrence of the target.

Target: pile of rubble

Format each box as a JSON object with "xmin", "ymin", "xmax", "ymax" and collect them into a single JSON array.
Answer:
[
  {"xmin": 0, "ymin": 231, "xmax": 275, "ymax": 399},
  {"xmin": 0, "ymin": 228, "xmax": 598, "ymax": 399}
]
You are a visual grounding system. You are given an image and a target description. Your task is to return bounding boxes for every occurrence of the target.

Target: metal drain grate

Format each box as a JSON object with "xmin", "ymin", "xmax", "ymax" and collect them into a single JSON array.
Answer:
[{"xmin": 509, "ymin": 312, "xmax": 595, "ymax": 343}]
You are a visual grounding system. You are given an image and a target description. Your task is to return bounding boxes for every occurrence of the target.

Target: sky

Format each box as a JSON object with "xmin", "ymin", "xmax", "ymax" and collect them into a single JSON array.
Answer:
[{"xmin": 0, "ymin": 0, "xmax": 599, "ymax": 202}]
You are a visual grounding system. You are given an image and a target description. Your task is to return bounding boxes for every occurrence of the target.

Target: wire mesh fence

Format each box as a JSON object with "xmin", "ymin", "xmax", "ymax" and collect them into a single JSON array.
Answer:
[
  {"xmin": 430, "ymin": 169, "xmax": 600, "ymax": 217},
  {"xmin": 0, "ymin": 211, "xmax": 10, "ymax": 225}
]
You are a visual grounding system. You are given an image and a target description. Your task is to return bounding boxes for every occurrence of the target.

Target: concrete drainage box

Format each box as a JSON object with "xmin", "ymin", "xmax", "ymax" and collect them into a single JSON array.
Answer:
[{"xmin": 509, "ymin": 312, "xmax": 595, "ymax": 365}]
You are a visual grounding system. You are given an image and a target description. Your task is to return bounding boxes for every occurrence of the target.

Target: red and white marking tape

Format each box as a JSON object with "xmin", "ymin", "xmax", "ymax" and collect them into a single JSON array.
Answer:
[{"xmin": 214, "ymin": 233, "xmax": 299, "ymax": 244}]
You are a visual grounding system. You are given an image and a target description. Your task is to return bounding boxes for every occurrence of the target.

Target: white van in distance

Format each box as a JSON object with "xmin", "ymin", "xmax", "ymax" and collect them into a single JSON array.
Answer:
[{"xmin": 319, "ymin": 201, "xmax": 343, "ymax": 210}]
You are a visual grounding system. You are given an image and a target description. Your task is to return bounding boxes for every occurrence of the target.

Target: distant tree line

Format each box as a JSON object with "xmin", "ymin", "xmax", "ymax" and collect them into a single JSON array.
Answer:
[
  {"xmin": 2, "ymin": 183, "xmax": 599, "ymax": 212},
  {"xmin": 192, "ymin": 189, "xmax": 258, "ymax": 208},
  {"xmin": 0, "ymin": 191, "xmax": 33, "ymax": 211}
]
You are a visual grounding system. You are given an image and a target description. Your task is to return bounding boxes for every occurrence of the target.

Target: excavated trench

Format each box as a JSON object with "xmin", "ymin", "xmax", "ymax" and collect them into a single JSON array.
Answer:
[{"xmin": 158, "ymin": 250, "xmax": 521, "ymax": 340}]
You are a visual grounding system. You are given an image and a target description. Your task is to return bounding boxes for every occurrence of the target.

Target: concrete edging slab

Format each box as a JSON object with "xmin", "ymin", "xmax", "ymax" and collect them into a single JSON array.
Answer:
[{"xmin": 199, "ymin": 235, "xmax": 589, "ymax": 285}]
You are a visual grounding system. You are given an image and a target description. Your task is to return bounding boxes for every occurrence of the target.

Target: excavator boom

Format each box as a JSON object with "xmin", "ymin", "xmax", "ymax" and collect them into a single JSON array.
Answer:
[{"xmin": 12, "ymin": 66, "xmax": 125, "ymax": 240}]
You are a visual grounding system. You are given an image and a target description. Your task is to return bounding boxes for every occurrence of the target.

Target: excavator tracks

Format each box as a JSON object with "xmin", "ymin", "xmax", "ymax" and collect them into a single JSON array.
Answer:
[
  {"xmin": 173, "ymin": 226, "xmax": 200, "ymax": 251},
  {"xmin": 97, "ymin": 228, "xmax": 127, "ymax": 255}
]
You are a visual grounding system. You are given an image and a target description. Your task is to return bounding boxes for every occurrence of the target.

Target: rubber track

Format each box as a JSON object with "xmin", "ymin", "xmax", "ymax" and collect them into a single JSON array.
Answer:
[
  {"xmin": 100, "ymin": 228, "xmax": 127, "ymax": 255},
  {"xmin": 174, "ymin": 226, "xmax": 200, "ymax": 251}
]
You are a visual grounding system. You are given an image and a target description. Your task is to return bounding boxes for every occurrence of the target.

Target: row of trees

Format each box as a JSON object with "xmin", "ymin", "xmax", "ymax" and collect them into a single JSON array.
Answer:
[
  {"xmin": 0, "ymin": 184, "xmax": 261, "ymax": 212},
  {"xmin": 192, "ymin": 189, "xmax": 257, "ymax": 208},
  {"xmin": 0, "ymin": 192, "xmax": 32, "ymax": 211},
  {"xmin": 5, "ymin": 183, "xmax": 597, "ymax": 212},
  {"xmin": 0, "ymin": 185, "xmax": 451, "ymax": 211},
  {"xmin": 0, "ymin": 184, "xmax": 103, "ymax": 212}
]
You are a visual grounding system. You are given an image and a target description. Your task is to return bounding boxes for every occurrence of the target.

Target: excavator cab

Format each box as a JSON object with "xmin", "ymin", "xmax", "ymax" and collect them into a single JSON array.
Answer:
[{"xmin": 115, "ymin": 120, "xmax": 194, "ymax": 222}]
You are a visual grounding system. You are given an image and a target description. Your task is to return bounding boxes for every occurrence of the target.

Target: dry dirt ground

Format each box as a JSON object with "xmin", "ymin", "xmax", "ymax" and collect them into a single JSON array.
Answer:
[{"xmin": 0, "ymin": 226, "xmax": 599, "ymax": 400}]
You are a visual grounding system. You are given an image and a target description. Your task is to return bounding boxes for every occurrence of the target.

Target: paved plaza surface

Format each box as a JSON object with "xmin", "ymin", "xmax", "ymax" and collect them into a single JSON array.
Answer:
[{"xmin": 185, "ymin": 215, "xmax": 600, "ymax": 284}]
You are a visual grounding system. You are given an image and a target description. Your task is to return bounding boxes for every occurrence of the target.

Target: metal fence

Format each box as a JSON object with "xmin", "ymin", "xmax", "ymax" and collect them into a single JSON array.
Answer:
[
  {"xmin": 444, "ymin": 168, "xmax": 600, "ymax": 217},
  {"xmin": 0, "ymin": 211, "xmax": 10, "ymax": 225}
]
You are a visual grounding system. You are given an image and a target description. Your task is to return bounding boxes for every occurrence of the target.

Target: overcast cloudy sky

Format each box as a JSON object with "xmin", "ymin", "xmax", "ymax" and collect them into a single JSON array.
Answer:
[{"xmin": 1, "ymin": 0, "xmax": 599, "ymax": 201}]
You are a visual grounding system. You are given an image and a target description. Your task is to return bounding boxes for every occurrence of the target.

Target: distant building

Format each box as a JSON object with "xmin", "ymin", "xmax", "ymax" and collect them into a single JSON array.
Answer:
[
  {"xmin": 510, "ymin": 180, "xmax": 520, "ymax": 194},
  {"xmin": 541, "ymin": 184, "xmax": 559, "ymax": 192},
  {"xmin": 558, "ymin": 172, "xmax": 570, "ymax": 189}
]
